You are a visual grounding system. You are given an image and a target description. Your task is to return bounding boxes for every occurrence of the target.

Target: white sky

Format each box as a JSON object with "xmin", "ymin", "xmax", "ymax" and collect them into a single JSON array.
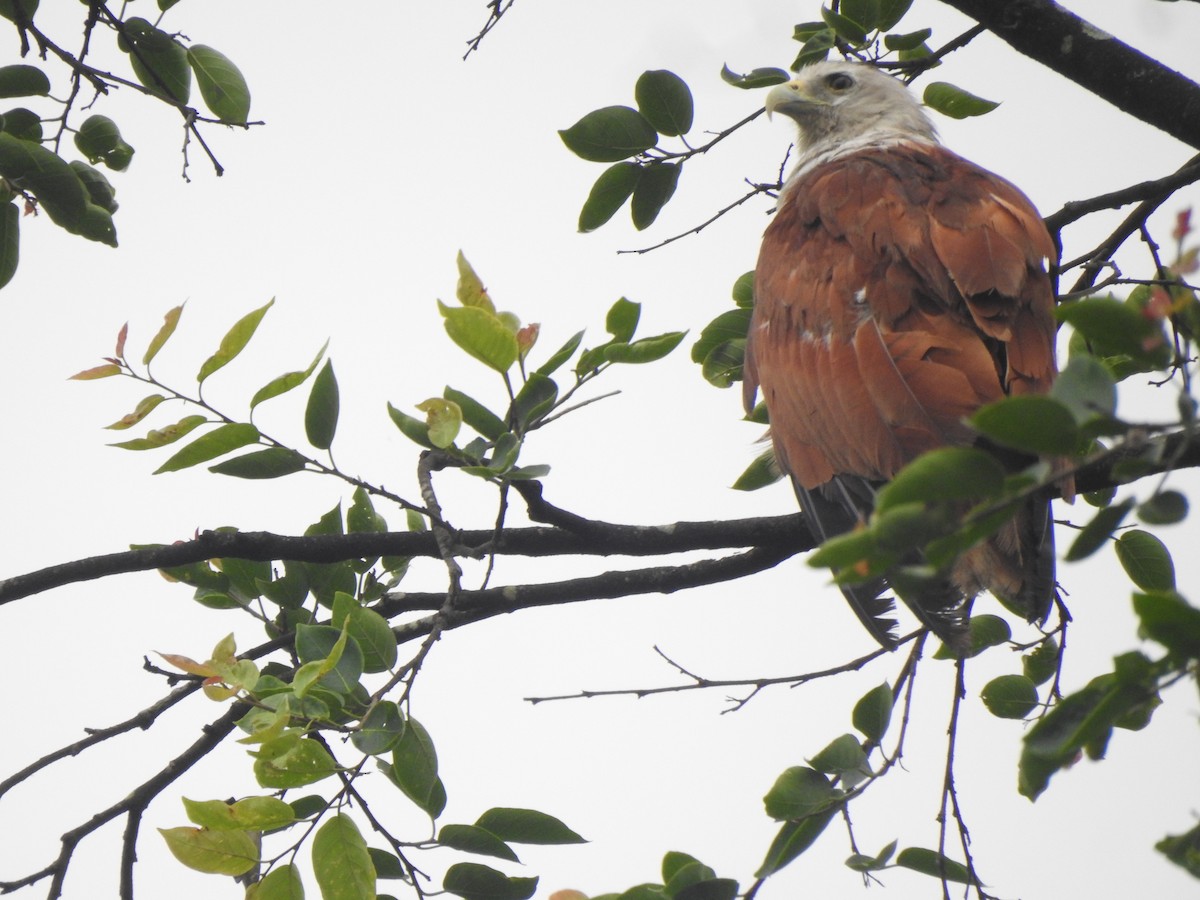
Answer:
[{"xmin": 2, "ymin": 2, "xmax": 1198, "ymax": 898}]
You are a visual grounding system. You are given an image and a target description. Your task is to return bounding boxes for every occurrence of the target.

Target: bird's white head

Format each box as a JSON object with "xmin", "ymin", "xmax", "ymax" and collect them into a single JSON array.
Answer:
[{"xmin": 765, "ymin": 62, "xmax": 938, "ymax": 162}]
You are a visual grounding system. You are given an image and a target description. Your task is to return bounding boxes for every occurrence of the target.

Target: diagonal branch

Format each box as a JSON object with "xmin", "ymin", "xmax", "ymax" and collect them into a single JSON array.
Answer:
[{"xmin": 937, "ymin": 0, "xmax": 1200, "ymax": 150}]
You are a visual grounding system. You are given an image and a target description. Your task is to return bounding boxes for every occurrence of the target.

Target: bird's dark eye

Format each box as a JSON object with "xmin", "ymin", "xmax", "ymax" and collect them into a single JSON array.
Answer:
[{"xmin": 824, "ymin": 72, "xmax": 855, "ymax": 91}]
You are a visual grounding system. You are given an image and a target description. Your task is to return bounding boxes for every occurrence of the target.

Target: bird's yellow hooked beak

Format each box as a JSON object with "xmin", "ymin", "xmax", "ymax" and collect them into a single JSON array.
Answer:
[{"xmin": 765, "ymin": 80, "xmax": 823, "ymax": 120}]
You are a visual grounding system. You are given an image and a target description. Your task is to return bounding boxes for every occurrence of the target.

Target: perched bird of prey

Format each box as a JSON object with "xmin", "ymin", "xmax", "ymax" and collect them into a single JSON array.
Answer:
[{"xmin": 743, "ymin": 62, "xmax": 1061, "ymax": 648}]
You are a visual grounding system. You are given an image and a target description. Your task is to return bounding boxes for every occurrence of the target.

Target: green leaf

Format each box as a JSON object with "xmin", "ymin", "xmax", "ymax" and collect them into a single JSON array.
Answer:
[
  {"xmin": 719, "ymin": 65, "xmax": 790, "ymax": 90},
  {"xmin": 605, "ymin": 297, "xmax": 641, "ymax": 341},
  {"xmin": 0, "ymin": 132, "xmax": 117, "ymax": 245},
  {"xmin": 732, "ymin": 448, "xmax": 783, "ymax": 491},
  {"xmin": 197, "ymin": 299, "xmax": 274, "ymax": 383},
  {"xmin": 922, "ymin": 82, "xmax": 999, "ymax": 118},
  {"xmin": 1156, "ymin": 823, "xmax": 1200, "ymax": 879},
  {"xmin": 821, "ymin": 6, "xmax": 868, "ymax": 43},
  {"xmin": 1022, "ymin": 637, "xmax": 1060, "ymax": 686},
  {"xmin": 74, "ymin": 114, "xmax": 135, "ymax": 171},
  {"xmin": 970, "ymin": 395, "xmax": 1080, "ymax": 455},
  {"xmin": 443, "ymin": 862, "xmax": 537, "ymax": 900},
  {"xmin": 852, "ymin": 682, "xmax": 893, "ymax": 742},
  {"xmin": 604, "ymin": 330, "xmax": 687, "ymax": 364},
  {"xmin": 252, "ymin": 340, "xmax": 329, "ymax": 408},
  {"xmin": 635, "ymin": 69, "xmax": 693, "ymax": 136},
  {"xmin": 186, "ymin": 45, "xmax": 251, "ymax": 122},
  {"xmin": 246, "ymin": 863, "xmax": 304, "ymax": 899},
  {"xmin": 934, "ymin": 613, "xmax": 1010, "ymax": 660},
  {"xmin": 578, "ymin": 162, "xmax": 641, "ymax": 232},
  {"xmin": 416, "ymin": 397, "xmax": 462, "ymax": 448},
  {"xmin": 390, "ymin": 716, "xmax": 445, "ymax": 818},
  {"xmin": 474, "ymin": 808, "xmax": 585, "ymax": 844},
  {"xmin": 154, "ymin": 422, "xmax": 260, "ymax": 473},
  {"xmin": 674, "ymin": 877, "xmax": 736, "ymax": 900},
  {"xmin": 183, "ymin": 796, "xmax": 296, "ymax": 831},
  {"xmin": 1115, "ymin": 530, "xmax": 1176, "ymax": 591},
  {"xmin": 295, "ymin": 623, "xmax": 364, "ymax": 695},
  {"xmin": 883, "ymin": 27, "xmax": 932, "ymax": 51},
  {"xmin": 839, "ymin": 0, "xmax": 881, "ymax": 31},
  {"xmin": 1065, "ymin": 498, "xmax": 1133, "ymax": 561},
  {"xmin": 690, "ymin": 307, "xmax": 751, "ymax": 366},
  {"xmin": 895, "ymin": 847, "xmax": 976, "ymax": 884},
  {"xmin": 438, "ymin": 824, "xmax": 520, "ymax": 862},
  {"xmin": 1132, "ymin": 591, "xmax": 1200, "ymax": 658},
  {"xmin": 341, "ymin": 604, "xmax": 399, "ymax": 674},
  {"xmin": 0, "ymin": 0, "xmax": 39, "ymax": 23},
  {"xmin": 0, "ymin": 106, "xmax": 41, "ymax": 141},
  {"xmin": 809, "ymin": 734, "xmax": 869, "ymax": 783},
  {"xmin": 559, "ymin": 105, "xmax": 658, "ymax": 162},
  {"xmin": 351, "ymin": 702, "xmax": 405, "ymax": 756},
  {"xmin": 443, "ymin": 386, "xmax": 505, "ymax": 440},
  {"xmin": 878, "ymin": 0, "xmax": 915, "ymax": 30},
  {"xmin": 535, "ymin": 330, "xmax": 584, "ymax": 377},
  {"xmin": 792, "ymin": 28, "xmax": 836, "ymax": 68},
  {"xmin": 0, "ymin": 201, "xmax": 18, "ymax": 290},
  {"xmin": 69, "ymin": 161, "xmax": 118, "ymax": 213},
  {"xmin": 121, "ymin": 17, "xmax": 191, "ymax": 103},
  {"xmin": 369, "ymin": 847, "xmax": 407, "ymax": 880},
  {"xmin": 254, "ymin": 738, "xmax": 339, "ymax": 789},
  {"xmin": 631, "ymin": 161, "xmax": 682, "ymax": 230},
  {"xmin": 313, "ymin": 814, "xmax": 375, "ymax": 900},
  {"xmin": 981, "ymin": 674, "xmax": 1039, "ymax": 719},
  {"xmin": 158, "ymin": 826, "xmax": 258, "ymax": 876},
  {"xmin": 755, "ymin": 810, "xmax": 838, "ymax": 877},
  {"xmin": 439, "ymin": 301, "xmax": 520, "ymax": 372},
  {"xmin": 510, "ymin": 373, "xmax": 557, "ymax": 432},
  {"xmin": 1137, "ymin": 490, "xmax": 1188, "ymax": 525},
  {"xmin": 209, "ymin": 446, "xmax": 307, "ymax": 479},
  {"xmin": 143, "ymin": 304, "xmax": 184, "ymax": 365},
  {"xmin": 1050, "ymin": 353, "xmax": 1117, "ymax": 426},
  {"xmin": 875, "ymin": 447, "xmax": 1006, "ymax": 512},
  {"xmin": 0, "ymin": 64, "xmax": 48, "ymax": 98},
  {"xmin": 763, "ymin": 767, "xmax": 841, "ymax": 821},
  {"xmin": 1058, "ymin": 294, "xmax": 1171, "ymax": 370},
  {"xmin": 388, "ymin": 402, "xmax": 437, "ymax": 449}
]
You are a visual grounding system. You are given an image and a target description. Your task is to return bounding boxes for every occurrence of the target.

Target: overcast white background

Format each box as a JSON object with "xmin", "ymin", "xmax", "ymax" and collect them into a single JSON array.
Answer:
[{"xmin": 2, "ymin": 2, "xmax": 1198, "ymax": 898}]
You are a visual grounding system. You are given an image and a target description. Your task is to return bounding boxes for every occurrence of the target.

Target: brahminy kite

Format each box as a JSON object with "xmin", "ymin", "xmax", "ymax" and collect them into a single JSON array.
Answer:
[{"xmin": 744, "ymin": 62, "xmax": 1061, "ymax": 648}]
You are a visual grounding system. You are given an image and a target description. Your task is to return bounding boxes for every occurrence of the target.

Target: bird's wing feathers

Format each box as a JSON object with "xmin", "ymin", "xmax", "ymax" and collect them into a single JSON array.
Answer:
[{"xmin": 746, "ymin": 141, "xmax": 1059, "ymax": 644}]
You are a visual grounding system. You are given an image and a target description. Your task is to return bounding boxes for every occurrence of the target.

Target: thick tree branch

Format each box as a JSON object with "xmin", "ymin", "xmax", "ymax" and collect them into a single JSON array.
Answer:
[
  {"xmin": 937, "ymin": 0, "xmax": 1200, "ymax": 150},
  {"xmin": 1, "ymin": 430, "xmax": 1197, "ymax": 609}
]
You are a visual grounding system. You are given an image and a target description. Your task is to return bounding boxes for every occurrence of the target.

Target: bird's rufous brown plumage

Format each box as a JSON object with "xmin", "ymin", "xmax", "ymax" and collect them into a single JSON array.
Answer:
[{"xmin": 744, "ymin": 63, "xmax": 1062, "ymax": 647}]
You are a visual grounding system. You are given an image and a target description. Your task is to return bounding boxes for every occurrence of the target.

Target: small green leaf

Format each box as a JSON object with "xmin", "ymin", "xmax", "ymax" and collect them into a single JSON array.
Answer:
[
  {"xmin": 159, "ymin": 826, "xmax": 258, "ymax": 876},
  {"xmin": 971, "ymin": 395, "xmax": 1080, "ymax": 455},
  {"xmin": 1157, "ymin": 823, "xmax": 1200, "ymax": 880},
  {"xmin": 1022, "ymin": 637, "xmax": 1060, "ymax": 686},
  {"xmin": 251, "ymin": 340, "xmax": 329, "ymax": 408},
  {"xmin": 510, "ymin": 373, "xmax": 558, "ymax": 432},
  {"xmin": 389, "ymin": 716, "xmax": 444, "ymax": 818},
  {"xmin": 313, "ymin": 814, "xmax": 375, "ymax": 900},
  {"xmin": 0, "ymin": 0, "xmax": 39, "ymax": 23},
  {"xmin": 934, "ymin": 613, "xmax": 1010, "ymax": 660},
  {"xmin": 635, "ymin": 69, "xmax": 693, "ymax": 136},
  {"xmin": 369, "ymin": 847, "xmax": 407, "ymax": 880},
  {"xmin": 809, "ymin": 734, "xmax": 869, "ymax": 782},
  {"xmin": 821, "ymin": 6, "xmax": 868, "ymax": 44},
  {"xmin": 295, "ymin": 623, "xmax": 364, "ymax": 695},
  {"xmin": 755, "ymin": 810, "xmax": 838, "ymax": 877},
  {"xmin": 74, "ymin": 114, "xmax": 136, "ymax": 171},
  {"xmin": 895, "ymin": 847, "xmax": 976, "ymax": 884},
  {"xmin": 69, "ymin": 161, "xmax": 118, "ymax": 213},
  {"xmin": 763, "ymin": 767, "xmax": 841, "ymax": 821},
  {"xmin": 121, "ymin": 17, "xmax": 191, "ymax": 103},
  {"xmin": 559, "ymin": 105, "xmax": 658, "ymax": 162},
  {"xmin": 883, "ymin": 27, "xmax": 932, "ymax": 51},
  {"xmin": 1137, "ymin": 490, "xmax": 1188, "ymax": 525},
  {"xmin": 388, "ymin": 402, "xmax": 437, "ymax": 449},
  {"xmin": 253, "ymin": 738, "xmax": 339, "ymax": 789},
  {"xmin": 732, "ymin": 448, "xmax": 783, "ymax": 491},
  {"xmin": 444, "ymin": 386, "xmax": 505, "ymax": 440},
  {"xmin": 1065, "ymin": 498, "xmax": 1133, "ymax": 561},
  {"xmin": 439, "ymin": 301, "xmax": 520, "ymax": 372},
  {"xmin": 981, "ymin": 674, "xmax": 1039, "ymax": 719},
  {"xmin": 535, "ymin": 330, "xmax": 585, "ymax": 377},
  {"xmin": 606, "ymin": 297, "xmax": 641, "ymax": 341},
  {"xmin": 246, "ymin": 863, "xmax": 304, "ymax": 899},
  {"xmin": 792, "ymin": 28, "xmax": 836, "ymax": 68},
  {"xmin": 852, "ymin": 682, "xmax": 893, "ymax": 742},
  {"xmin": 922, "ymin": 82, "xmax": 999, "ymax": 119},
  {"xmin": 719, "ymin": 65, "xmax": 790, "ymax": 89},
  {"xmin": 443, "ymin": 862, "xmax": 538, "ymax": 900},
  {"xmin": 416, "ymin": 397, "xmax": 461, "ymax": 449},
  {"xmin": 878, "ymin": 0, "xmax": 915, "ymax": 30},
  {"xmin": 0, "ymin": 132, "xmax": 116, "ymax": 244},
  {"xmin": 208, "ymin": 446, "xmax": 307, "ymax": 479},
  {"xmin": 0, "ymin": 64, "xmax": 49, "ymax": 98},
  {"xmin": 603, "ymin": 330, "xmax": 687, "ymax": 364},
  {"xmin": 304, "ymin": 359, "xmax": 340, "ymax": 450},
  {"xmin": 1115, "ymin": 530, "xmax": 1176, "ymax": 591},
  {"xmin": 438, "ymin": 824, "xmax": 520, "ymax": 862},
  {"xmin": 197, "ymin": 298, "xmax": 274, "ymax": 383},
  {"xmin": 839, "ymin": 0, "xmax": 881, "ymax": 32},
  {"xmin": 578, "ymin": 162, "xmax": 641, "ymax": 232},
  {"xmin": 474, "ymin": 808, "xmax": 585, "ymax": 845},
  {"xmin": 154, "ymin": 422, "xmax": 260, "ymax": 473},
  {"xmin": 187, "ymin": 45, "xmax": 251, "ymax": 122},
  {"xmin": 111, "ymin": 414, "xmax": 207, "ymax": 450},
  {"xmin": 143, "ymin": 304, "xmax": 184, "ymax": 365},
  {"xmin": 875, "ymin": 447, "xmax": 1006, "ymax": 512},
  {"xmin": 631, "ymin": 161, "xmax": 682, "ymax": 230},
  {"xmin": 1134, "ymin": 590, "xmax": 1200, "ymax": 657},
  {"xmin": 0, "ymin": 201, "xmax": 16, "ymax": 289},
  {"xmin": 1050, "ymin": 354, "xmax": 1117, "ymax": 424}
]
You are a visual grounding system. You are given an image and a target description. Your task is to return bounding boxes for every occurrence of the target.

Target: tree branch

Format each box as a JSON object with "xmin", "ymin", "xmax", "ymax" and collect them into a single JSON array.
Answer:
[{"xmin": 937, "ymin": 0, "xmax": 1200, "ymax": 150}]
